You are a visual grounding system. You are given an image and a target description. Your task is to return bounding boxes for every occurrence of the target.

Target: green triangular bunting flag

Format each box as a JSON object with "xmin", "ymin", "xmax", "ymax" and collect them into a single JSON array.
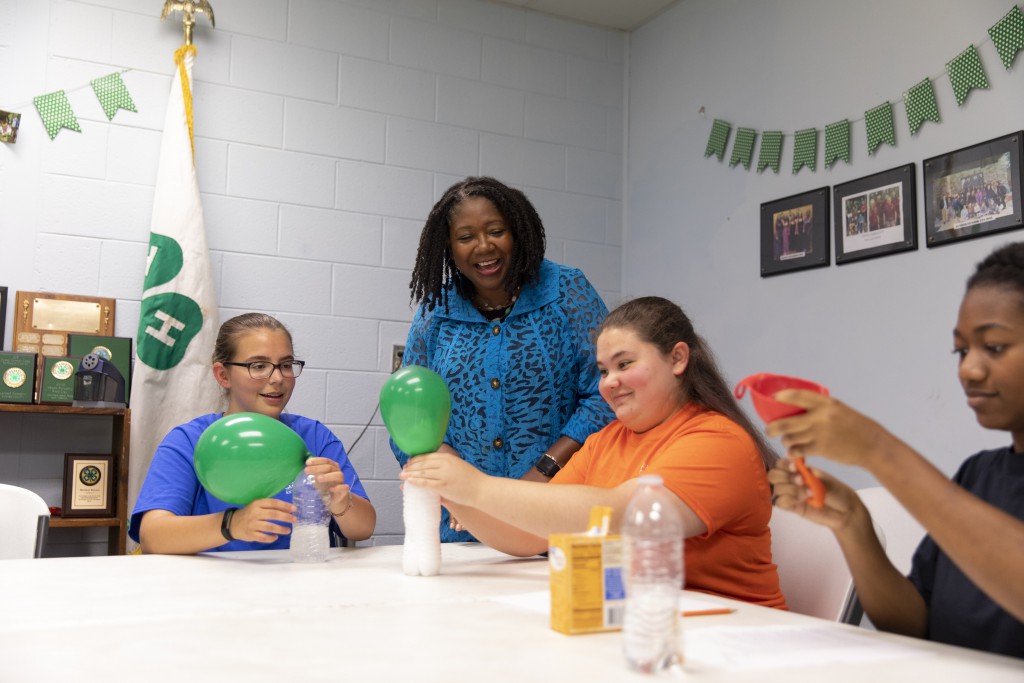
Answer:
[
  {"xmin": 33, "ymin": 90, "xmax": 81, "ymax": 140},
  {"xmin": 704, "ymin": 119, "xmax": 731, "ymax": 161},
  {"xmin": 792, "ymin": 128, "xmax": 818, "ymax": 174},
  {"xmin": 865, "ymin": 102, "xmax": 895, "ymax": 156},
  {"xmin": 824, "ymin": 119, "xmax": 850, "ymax": 167},
  {"xmin": 989, "ymin": 5, "xmax": 1024, "ymax": 70},
  {"xmin": 903, "ymin": 78, "xmax": 940, "ymax": 136},
  {"xmin": 729, "ymin": 127, "xmax": 757, "ymax": 169},
  {"xmin": 757, "ymin": 131, "xmax": 783, "ymax": 174},
  {"xmin": 946, "ymin": 44, "xmax": 989, "ymax": 106},
  {"xmin": 90, "ymin": 72, "xmax": 137, "ymax": 121}
]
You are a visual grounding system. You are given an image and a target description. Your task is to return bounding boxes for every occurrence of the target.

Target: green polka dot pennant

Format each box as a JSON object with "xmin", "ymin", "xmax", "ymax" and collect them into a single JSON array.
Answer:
[
  {"xmin": 865, "ymin": 102, "xmax": 895, "ymax": 156},
  {"xmin": 33, "ymin": 90, "xmax": 81, "ymax": 140},
  {"xmin": 792, "ymin": 128, "xmax": 818, "ymax": 174},
  {"xmin": 903, "ymin": 78, "xmax": 940, "ymax": 136},
  {"xmin": 989, "ymin": 5, "xmax": 1024, "ymax": 70},
  {"xmin": 729, "ymin": 127, "xmax": 757, "ymax": 169},
  {"xmin": 824, "ymin": 119, "xmax": 850, "ymax": 167},
  {"xmin": 704, "ymin": 119, "xmax": 732, "ymax": 161},
  {"xmin": 946, "ymin": 44, "xmax": 989, "ymax": 107},
  {"xmin": 757, "ymin": 131, "xmax": 783, "ymax": 174},
  {"xmin": 90, "ymin": 72, "xmax": 137, "ymax": 121}
]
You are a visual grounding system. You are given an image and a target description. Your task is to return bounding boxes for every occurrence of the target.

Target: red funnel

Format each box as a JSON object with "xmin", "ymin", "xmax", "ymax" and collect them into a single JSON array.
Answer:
[{"xmin": 734, "ymin": 372, "xmax": 829, "ymax": 423}]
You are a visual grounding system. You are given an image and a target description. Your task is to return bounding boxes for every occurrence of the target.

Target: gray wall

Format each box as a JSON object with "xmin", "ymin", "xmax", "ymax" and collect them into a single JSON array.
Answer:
[
  {"xmin": 1, "ymin": 0, "xmax": 625, "ymax": 554},
  {"xmin": 626, "ymin": 0, "xmax": 1024, "ymax": 488}
]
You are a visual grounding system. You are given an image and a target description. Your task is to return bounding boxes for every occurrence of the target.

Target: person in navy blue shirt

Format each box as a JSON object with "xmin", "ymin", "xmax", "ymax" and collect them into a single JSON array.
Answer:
[
  {"xmin": 767, "ymin": 242, "xmax": 1024, "ymax": 658},
  {"xmin": 131, "ymin": 313, "xmax": 375, "ymax": 553},
  {"xmin": 395, "ymin": 177, "xmax": 615, "ymax": 541}
]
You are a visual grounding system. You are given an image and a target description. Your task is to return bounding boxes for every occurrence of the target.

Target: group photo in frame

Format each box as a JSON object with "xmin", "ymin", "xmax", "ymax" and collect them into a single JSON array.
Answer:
[
  {"xmin": 833, "ymin": 164, "xmax": 918, "ymax": 265},
  {"xmin": 760, "ymin": 187, "xmax": 830, "ymax": 277},
  {"xmin": 923, "ymin": 131, "xmax": 1023, "ymax": 248}
]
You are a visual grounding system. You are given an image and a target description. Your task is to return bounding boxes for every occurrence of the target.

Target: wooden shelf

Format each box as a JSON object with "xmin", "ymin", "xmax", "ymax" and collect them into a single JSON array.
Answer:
[
  {"xmin": 2, "ymin": 403, "xmax": 130, "ymax": 554},
  {"xmin": 51, "ymin": 517, "xmax": 121, "ymax": 528},
  {"xmin": 0, "ymin": 403, "xmax": 126, "ymax": 416}
]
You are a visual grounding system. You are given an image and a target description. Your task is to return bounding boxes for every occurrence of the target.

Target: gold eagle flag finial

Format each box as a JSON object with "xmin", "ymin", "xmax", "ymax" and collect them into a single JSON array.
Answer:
[{"xmin": 160, "ymin": 0, "xmax": 215, "ymax": 46}]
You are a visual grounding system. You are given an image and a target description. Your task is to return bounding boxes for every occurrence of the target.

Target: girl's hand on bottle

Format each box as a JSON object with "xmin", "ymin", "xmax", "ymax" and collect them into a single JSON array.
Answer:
[
  {"xmin": 305, "ymin": 457, "xmax": 346, "ymax": 500},
  {"xmin": 232, "ymin": 499, "xmax": 296, "ymax": 543}
]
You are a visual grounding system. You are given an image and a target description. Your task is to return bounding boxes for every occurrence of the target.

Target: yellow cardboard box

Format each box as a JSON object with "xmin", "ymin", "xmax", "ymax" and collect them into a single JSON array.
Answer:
[{"xmin": 549, "ymin": 507, "xmax": 626, "ymax": 634}]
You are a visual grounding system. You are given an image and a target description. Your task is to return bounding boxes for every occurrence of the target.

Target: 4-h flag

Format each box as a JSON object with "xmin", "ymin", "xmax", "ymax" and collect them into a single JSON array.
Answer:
[{"xmin": 128, "ymin": 45, "xmax": 221, "ymax": 523}]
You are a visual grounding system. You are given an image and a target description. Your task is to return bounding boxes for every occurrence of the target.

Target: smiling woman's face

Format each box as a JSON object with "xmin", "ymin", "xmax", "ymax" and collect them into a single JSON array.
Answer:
[{"xmin": 447, "ymin": 196, "xmax": 515, "ymax": 307}]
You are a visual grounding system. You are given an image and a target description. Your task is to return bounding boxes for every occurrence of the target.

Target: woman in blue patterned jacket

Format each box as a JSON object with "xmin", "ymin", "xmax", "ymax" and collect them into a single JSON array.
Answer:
[{"xmin": 394, "ymin": 176, "xmax": 615, "ymax": 542}]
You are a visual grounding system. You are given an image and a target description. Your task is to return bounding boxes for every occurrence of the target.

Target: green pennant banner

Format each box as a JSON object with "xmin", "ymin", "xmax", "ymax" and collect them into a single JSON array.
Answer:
[
  {"xmin": 90, "ymin": 72, "xmax": 137, "ymax": 121},
  {"xmin": 865, "ymin": 102, "xmax": 895, "ymax": 156},
  {"xmin": 989, "ymin": 5, "xmax": 1024, "ymax": 70},
  {"xmin": 903, "ymin": 78, "xmax": 940, "ymax": 136},
  {"xmin": 792, "ymin": 128, "xmax": 818, "ymax": 174},
  {"xmin": 757, "ymin": 131, "xmax": 783, "ymax": 174},
  {"xmin": 947, "ymin": 44, "xmax": 989, "ymax": 106},
  {"xmin": 729, "ymin": 127, "xmax": 757, "ymax": 169},
  {"xmin": 704, "ymin": 119, "xmax": 731, "ymax": 160},
  {"xmin": 33, "ymin": 90, "xmax": 81, "ymax": 140},
  {"xmin": 824, "ymin": 119, "xmax": 850, "ymax": 167}
]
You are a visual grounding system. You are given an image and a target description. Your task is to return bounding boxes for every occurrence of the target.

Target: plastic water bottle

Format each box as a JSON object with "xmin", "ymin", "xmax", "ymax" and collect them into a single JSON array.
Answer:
[
  {"xmin": 290, "ymin": 469, "xmax": 329, "ymax": 563},
  {"xmin": 622, "ymin": 474, "xmax": 685, "ymax": 673},
  {"xmin": 402, "ymin": 482, "xmax": 441, "ymax": 576}
]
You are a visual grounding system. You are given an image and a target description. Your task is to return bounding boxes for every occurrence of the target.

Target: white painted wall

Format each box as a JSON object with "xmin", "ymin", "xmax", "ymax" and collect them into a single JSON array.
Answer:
[
  {"xmin": 0, "ymin": 0, "xmax": 624, "ymax": 554},
  {"xmin": 626, "ymin": 0, "xmax": 1024, "ymax": 489}
]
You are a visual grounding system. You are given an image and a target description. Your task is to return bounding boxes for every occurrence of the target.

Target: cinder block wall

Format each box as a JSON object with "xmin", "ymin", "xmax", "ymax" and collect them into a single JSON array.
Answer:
[{"xmin": 2, "ymin": 0, "xmax": 625, "ymax": 554}]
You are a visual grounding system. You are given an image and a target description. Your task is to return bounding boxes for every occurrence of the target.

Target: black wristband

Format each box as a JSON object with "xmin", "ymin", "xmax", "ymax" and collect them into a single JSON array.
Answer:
[
  {"xmin": 535, "ymin": 453, "xmax": 562, "ymax": 478},
  {"xmin": 221, "ymin": 507, "xmax": 239, "ymax": 542}
]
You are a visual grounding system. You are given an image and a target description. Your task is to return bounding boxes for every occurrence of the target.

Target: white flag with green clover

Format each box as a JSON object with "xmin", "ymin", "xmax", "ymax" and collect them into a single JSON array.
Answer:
[{"xmin": 129, "ymin": 46, "xmax": 220, "ymax": 525}]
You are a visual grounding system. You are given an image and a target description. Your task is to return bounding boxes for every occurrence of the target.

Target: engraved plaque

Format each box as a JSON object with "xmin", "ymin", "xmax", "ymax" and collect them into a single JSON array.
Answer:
[{"xmin": 13, "ymin": 291, "xmax": 115, "ymax": 357}]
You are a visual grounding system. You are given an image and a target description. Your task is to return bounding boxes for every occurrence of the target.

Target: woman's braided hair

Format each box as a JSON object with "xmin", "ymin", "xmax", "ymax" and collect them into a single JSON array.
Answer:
[{"xmin": 409, "ymin": 176, "xmax": 546, "ymax": 311}]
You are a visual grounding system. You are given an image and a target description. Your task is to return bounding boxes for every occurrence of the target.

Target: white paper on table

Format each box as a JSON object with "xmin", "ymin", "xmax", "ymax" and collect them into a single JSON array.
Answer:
[
  {"xmin": 492, "ymin": 590, "xmax": 731, "ymax": 617},
  {"xmin": 685, "ymin": 624, "xmax": 928, "ymax": 670}
]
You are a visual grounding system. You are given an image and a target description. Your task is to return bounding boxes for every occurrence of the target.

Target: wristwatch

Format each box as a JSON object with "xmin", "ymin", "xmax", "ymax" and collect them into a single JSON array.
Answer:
[{"xmin": 534, "ymin": 453, "xmax": 562, "ymax": 478}]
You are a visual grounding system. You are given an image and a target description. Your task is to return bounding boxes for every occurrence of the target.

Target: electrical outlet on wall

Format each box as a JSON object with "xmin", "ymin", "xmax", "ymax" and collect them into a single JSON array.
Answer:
[{"xmin": 391, "ymin": 345, "xmax": 405, "ymax": 373}]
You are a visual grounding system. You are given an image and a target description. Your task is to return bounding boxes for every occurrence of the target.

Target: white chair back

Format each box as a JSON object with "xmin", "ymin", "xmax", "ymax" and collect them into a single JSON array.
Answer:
[
  {"xmin": 769, "ymin": 506, "xmax": 863, "ymax": 623},
  {"xmin": 856, "ymin": 486, "xmax": 926, "ymax": 575},
  {"xmin": 0, "ymin": 483, "xmax": 51, "ymax": 559}
]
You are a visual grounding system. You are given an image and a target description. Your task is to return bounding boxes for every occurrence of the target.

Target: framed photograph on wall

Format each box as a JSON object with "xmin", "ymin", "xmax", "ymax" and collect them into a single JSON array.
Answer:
[
  {"xmin": 760, "ymin": 187, "xmax": 830, "ymax": 277},
  {"xmin": 833, "ymin": 164, "xmax": 917, "ymax": 264},
  {"xmin": 923, "ymin": 131, "xmax": 1022, "ymax": 248}
]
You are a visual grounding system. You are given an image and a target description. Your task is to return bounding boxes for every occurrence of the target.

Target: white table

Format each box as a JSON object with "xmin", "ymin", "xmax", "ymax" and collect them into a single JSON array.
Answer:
[{"xmin": 0, "ymin": 543, "xmax": 1019, "ymax": 681}]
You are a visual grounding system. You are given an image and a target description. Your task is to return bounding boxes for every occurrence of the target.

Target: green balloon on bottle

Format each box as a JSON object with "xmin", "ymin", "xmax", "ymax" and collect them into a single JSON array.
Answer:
[
  {"xmin": 194, "ymin": 412, "xmax": 309, "ymax": 505},
  {"xmin": 380, "ymin": 365, "xmax": 452, "ymax": 456}
]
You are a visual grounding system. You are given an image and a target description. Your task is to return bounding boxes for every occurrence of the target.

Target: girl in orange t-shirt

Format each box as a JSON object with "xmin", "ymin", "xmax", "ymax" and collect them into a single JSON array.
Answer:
[{"xmin": 402, "ymin": 296, "xmax": 786, "ymax": 607}]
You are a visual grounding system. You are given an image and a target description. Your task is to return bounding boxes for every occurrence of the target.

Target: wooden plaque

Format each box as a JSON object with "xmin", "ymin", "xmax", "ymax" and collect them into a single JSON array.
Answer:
[
  {"xmin": 62, "ymin": 453, "xmax": 116, "ymax": 518},
  {"xmin": 13, "ymin": 291, "xmax": 115, "ymax": 358}
]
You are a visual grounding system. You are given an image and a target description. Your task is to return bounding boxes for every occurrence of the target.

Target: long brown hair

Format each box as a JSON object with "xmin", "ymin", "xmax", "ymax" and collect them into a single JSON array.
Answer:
[{"xmin": 599, "ymin": 296, "xmax": 778, "ymax": 469}]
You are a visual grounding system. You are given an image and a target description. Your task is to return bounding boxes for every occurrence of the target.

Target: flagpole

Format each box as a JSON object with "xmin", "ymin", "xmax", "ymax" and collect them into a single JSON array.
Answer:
[{"xmin": 127, "ymin": 3, "xmax": 220, "ymax": 550}]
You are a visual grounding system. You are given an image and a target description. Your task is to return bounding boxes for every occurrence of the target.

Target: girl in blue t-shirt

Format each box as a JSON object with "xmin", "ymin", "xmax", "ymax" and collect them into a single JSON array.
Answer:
[{"xmin": 131, "ymin": 313, "xmax": 375, "ymax": 553}]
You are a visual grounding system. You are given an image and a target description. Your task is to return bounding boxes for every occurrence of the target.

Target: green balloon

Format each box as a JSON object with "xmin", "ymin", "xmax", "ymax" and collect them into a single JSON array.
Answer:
[
  {"xmin": 194, "ymin": 412, "xmax": 309, "ymax": 505},
  {"xmin": 380, "ymin": 365, "xmax": 452, "ymax": 456}
]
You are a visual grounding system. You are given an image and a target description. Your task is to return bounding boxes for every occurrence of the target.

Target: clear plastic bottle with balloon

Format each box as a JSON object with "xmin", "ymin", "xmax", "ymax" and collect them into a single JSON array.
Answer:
[{"xmin": 379, "ymin": 365, "xmax": 452, "ymax": 577}]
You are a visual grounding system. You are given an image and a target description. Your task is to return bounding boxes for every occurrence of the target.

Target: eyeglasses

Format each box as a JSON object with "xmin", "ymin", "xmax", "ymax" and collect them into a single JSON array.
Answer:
[{"xmin": 222, "ymin": 360, "xmax": 305, "ymax": 379}]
